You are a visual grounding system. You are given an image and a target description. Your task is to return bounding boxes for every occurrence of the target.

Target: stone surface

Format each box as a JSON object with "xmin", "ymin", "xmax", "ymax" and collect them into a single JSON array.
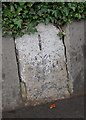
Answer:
[
  {"xmin": 84, "ymin": 20, "xmax": 86, "ymax": 93},
  {"xmin": 0, "ymin": 30, "xmax": 2, "ymax": 119},
  {"xmin": 3, "ymin": 96, "xmax": 84, "ymax": 118},
  {"xmin": 2, "ymin": 37, "xmax": 21, "ymax": 111},
  {"xmin": 2, "ymin": 21, "xmax": 85, "ymax": 111},
  {"xmin": 64, "ymin": 20, "xmax": 85, "ymax": 95},
  {"xmin": 15, "ymin": 23, "xmax": 72, "ymax": 106}
]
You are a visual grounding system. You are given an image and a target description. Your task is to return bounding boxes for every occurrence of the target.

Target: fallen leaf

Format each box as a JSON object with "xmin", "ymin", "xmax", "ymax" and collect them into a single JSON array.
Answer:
[{"xmin": 50, "ymin": 103, "xmax": 56, "ymax": 109}]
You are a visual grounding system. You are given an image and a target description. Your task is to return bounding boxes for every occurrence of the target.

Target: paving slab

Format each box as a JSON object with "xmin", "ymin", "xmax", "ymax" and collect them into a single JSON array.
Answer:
[
  {"xmin": 64, "ymin": 20, "xmax": 85, "ymax": 95},
  {"xmin": 2, "ymin": 37, "xmax": 21, "ymax": 111}
]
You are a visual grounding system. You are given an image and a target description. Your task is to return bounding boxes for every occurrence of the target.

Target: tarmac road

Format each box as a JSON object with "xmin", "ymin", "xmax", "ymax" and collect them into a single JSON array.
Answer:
[{"xmin": 2, "ymin": 95, "xmax": 85, "ymax": 119}]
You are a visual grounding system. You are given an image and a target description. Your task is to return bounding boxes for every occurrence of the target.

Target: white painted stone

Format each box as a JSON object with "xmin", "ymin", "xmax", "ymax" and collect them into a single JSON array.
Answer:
[{"xmin": 15, "ymin": 23, "xmax": 71, "ymax": 105}]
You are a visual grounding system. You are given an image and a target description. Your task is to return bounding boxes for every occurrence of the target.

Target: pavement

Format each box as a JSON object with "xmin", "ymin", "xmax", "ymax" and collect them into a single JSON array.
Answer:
[
  {"xmin": 2, "ymin": 37, "xmax": 21, "ymax": 111},
  {"xmin": 2, "ymin": 95, "xmax": 85, "ymax": 118},
  {"xmin": 2, "ymin": 20, "xmax": 85, "ymax": 119}
]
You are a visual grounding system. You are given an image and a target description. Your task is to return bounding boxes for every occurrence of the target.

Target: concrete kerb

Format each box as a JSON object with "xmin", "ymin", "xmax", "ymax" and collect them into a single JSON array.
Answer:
[{"xmin": 2, "ymin": 37, "xmax": 22, "ymax": 111}]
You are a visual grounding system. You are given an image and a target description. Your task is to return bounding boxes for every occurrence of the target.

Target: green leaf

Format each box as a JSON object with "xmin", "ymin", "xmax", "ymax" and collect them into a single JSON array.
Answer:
[
  {"xmin": 45, "ymin": 18, "xmax": 50, "ymax": 25},
  {"xmin": 71, "ymin": 6, "xmax": 76, "ymax": 11},
  {"xmin": 13, "ymin": 18, "xmax": 22, "ymax": 28},
  {"xmin": 2, "ymin": 2, "xmax": 86, "ymax": 37}
]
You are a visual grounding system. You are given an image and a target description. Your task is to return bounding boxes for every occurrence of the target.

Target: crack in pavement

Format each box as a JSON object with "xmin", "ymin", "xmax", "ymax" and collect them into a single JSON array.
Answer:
[
  {"xmin": 53, "ymin": 24, "xmax": 73, "ymax": 95},
  {"xmin": 14, "ymin": 37, "xmax": 28, "ymax": 103},
  {"xmin": 38, "ymin": 34, "xmax": 42, "ymax": 51},
  {"xmin": 62, "ymin": 35, "xmax": 72, "ymax": 96}
]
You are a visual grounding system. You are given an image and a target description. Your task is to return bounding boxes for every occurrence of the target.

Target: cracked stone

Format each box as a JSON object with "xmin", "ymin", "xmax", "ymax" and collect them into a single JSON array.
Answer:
[{"xmin": 15, "ymin": 23, "xmax": 73, "ymax": 106}]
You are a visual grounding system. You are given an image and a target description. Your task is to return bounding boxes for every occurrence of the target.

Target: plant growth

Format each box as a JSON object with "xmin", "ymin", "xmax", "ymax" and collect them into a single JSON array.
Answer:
[{"xmin": 2, "ymin": 2, "xmax": 86, "ymax": 37}]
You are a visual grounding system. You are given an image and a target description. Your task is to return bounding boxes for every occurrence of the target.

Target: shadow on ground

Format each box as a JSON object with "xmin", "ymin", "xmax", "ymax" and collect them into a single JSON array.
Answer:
[{"xmin": 2, "ymin": 95, "xmax": 84, "ymax": 118}]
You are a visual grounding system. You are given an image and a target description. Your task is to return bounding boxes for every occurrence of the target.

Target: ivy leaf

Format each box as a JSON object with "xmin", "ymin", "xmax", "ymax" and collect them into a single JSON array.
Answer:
[
  {"xmin": 2, "ymin": 2, "xmax": 86, "ymax": 37},
  {"xmin": 64, "ymin": 7, "xmax": 69, "ymax": 16},
  {"xmin": 10, "ymin": 5, "xmax": 15, "ymax": 12},
  {"xmin": 75, "ymin": 13, "xmax": 81, "ymax": 19},
  {"xmin": 71, "ymin": 6, "xmax": 76, "ymax": 11},
  {"xmin": 13, "ymin": 18, "xmax": 22, "ymax": 28},
  {"xmin": 27, "ymin": 22, "xmax": 37, "ymax": 34},
  {"xmin": 55, "ymin": 11, "xmax": 57, "ymax": 18},
  {"xmin": 27, "ymin": 3, "xmax": 34, "ymax": 8},
  {"xmin": 19, "ymin": 3, "xmax": 26, "ymax": 6},
  {"xmin": 17, "ymin": 7, "xmax": 22, "ymax": 13},
  {"xmin": 30, "ymin": 28, "xmax": 37, "ymax": 34},
  {"xmin": 45, "ymin": 18, "xmax": 50, "ymax": 25}
]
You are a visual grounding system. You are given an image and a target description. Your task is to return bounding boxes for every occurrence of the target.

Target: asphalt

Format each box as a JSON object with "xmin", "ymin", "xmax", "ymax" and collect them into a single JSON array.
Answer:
[{"xmin": 2, "ymin": 95, "xmax": 85, "ymax": 119}]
